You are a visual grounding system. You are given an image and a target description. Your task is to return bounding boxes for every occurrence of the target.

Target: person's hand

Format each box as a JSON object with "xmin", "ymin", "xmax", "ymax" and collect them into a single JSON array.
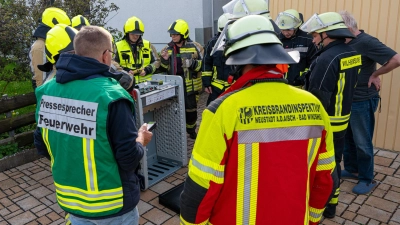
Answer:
[
  {"xmin": 129, "ymin": 70, "xmax": 135, "ymax": 75},
  {"xmin": 161, "ymin": 50, "xmax": 169, "ymax": 60},
  {"xmin": 139, "ymin": 69, "xmax": 146, "ymax": 76},
  {"xmin": 204, "ymin": 86, "xmax": 212, "ymax": 94},
  {"xmin": 368, "ymin": 74, "xmax": 381, "ymax": 91},
  {"xmin": 136, "ymin": 123, "xmax": 153, "ymax": 147}
]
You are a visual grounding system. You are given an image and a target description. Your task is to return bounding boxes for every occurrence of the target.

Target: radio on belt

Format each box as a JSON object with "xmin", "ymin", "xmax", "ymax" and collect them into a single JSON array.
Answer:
[{"xmin": 133, "ymin": 74, "xmax": 187, "ymax": 190}]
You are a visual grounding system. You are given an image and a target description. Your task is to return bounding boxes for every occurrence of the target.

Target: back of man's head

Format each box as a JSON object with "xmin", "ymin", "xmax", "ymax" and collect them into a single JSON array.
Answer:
[
  {"xmin": 339, "ymin": 11, "xmax": 358, "ymax": 31},
  {"xmin": 74, "ymin": 25, "xmax": 112, "ymax": 59}
]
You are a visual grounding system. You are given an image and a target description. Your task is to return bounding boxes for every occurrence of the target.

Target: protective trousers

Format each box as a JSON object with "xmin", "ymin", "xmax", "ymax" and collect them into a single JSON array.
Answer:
[{"xmin": 185, "ymin": 93, "xmax": 198, "ymax": 134}]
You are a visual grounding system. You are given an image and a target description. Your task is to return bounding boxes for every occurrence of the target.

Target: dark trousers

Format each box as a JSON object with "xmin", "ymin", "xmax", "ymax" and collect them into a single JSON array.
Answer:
[{"xmin": 185, "ymin": 94, "xmax": 198, "ymax": 134}]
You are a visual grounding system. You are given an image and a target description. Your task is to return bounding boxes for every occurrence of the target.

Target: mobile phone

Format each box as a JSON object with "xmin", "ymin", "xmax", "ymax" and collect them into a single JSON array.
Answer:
[{"xmin": 147, "ymin": 121, "xmax": 157, "ymax": 131}]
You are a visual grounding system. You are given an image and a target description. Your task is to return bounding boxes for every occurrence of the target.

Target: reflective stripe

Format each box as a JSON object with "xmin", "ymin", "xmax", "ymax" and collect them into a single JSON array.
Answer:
[
  {"xmin": 316, "ymin": 152, "xmax": 335, "ymax": 171},
  {"xmin": 335, "ymin": 72, "xmax": 345, "ymax": 116},
  {"xmin": 330, "ymin": 122, "xmax": 349, "ymax": 132},
  {"xmin": 83, "ymin": 138, "xmax": 98, "ymax": 192},
  {"xmin": 309, "ymin": 207, "xmax": 324, "ymax": 223},
  {"xmin": 41, "ymin": 128, "xmax": 54, "ymax": 167},
  {"xmin": 180, "ymin": 216, "xmax": 209, "ymax": 225},
  {"xmin": 189, "ymin": 153, "xmax": 224, "ymax": 186},
  {"xmin": 180, "ymin": 48, "xmax": 197, "ymax": 54},
  {"xmin": 284, "ymin": 47, "xmax": 309, "ymax": 53},
  {"xmin": 238, "ymin": 126, "xmax": 324, "ymax": 144},
  {"xmin": 330, "ymin": 114, "xmax": 350, "ymax": 123},
  {"xmin": 308, "ymin": 138, "xmax": 319, "ymax": 166},
  {"xmin": 190, "ymin": 155, "xmax": 224, "ymax": 178},
  {"xmin": 202, "ymin": 71, "xmax": 212, "ymax": 77},
  {"xmin": 329, "ymin": 187, "xmax": 340, "ymax": 204},
  {"xmin": 55, "ymin": 183, "xmax": 123, "ymax": 200},
  {"xmin": 237, "ymin": 143, "xmax": 259, "ymax": 225},
  {"xmin": 57, "ymin": 195, "xmax": 123, "ymax": 213}
]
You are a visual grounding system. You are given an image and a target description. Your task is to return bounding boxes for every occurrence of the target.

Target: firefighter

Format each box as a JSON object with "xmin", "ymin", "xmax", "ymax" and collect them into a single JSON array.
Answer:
[
  {"xmin": 300, "ymin": 12, "xmax": 361, "ymax": 218},
  {"xmin": 276, "ymin": 9, "xmax": 317, "ymax": 87},
  {"xmin": 202, "ymin": 13, "xmax": 234, "ymax": 105},
  {"xmin": 180, "ymin": 15, "xmax": 335, "ymax": 225},
  {"xmin": 71, "ymin": 15, "xmax": 90, "ymax": 30},
  {"xmin": 37, "ymin": 24, "xmax": 78, "ymax": 83},
  {"xmin": 115, "ymin": 16, "xmax": 160, "ymax": 84},
  {"xmin": 30, "ymin": 7, "xmax": 70, "ymax": 89},
  {"xmin": 160, "ymin": 19, "xmax": 203, "ymax": 139}
]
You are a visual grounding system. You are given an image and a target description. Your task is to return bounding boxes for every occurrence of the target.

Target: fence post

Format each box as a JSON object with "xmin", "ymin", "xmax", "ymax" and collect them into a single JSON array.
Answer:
[{"xmin": 2, "ymin": 94, "xmax": 15, "ymax": 137}]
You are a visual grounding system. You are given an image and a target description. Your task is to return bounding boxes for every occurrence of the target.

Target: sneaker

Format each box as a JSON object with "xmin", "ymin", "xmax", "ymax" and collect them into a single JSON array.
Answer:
[
  {"xmin": 323, "ymin": 204, "xmax": 336, "ymax": 218},
  {"xmin": 341, "ymin": 170, "xmax": 358, "ymax": 180},
  {"xmin": 189, "ymin": 132, "xmax": 197, "ymax": 139},
  {"xmin": 352, "ymin": 181, "xmax": 377, "ymax": 195}
]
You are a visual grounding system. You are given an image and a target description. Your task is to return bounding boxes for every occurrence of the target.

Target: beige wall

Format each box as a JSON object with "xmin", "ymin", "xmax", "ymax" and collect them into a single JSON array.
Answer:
[{"xmin": 270, "ymin": 0, "xmax": 400, "ymax": 151}]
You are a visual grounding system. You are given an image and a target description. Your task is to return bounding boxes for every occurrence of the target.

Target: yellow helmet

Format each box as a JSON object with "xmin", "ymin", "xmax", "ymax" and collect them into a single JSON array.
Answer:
[
  {"xmin": 168, "ymin": 19, "xmax": 189, "ymax": 39},
  {"xmin": 71, "ymin": 15, "xmax": 90, "ymax": 30},
  {"xmin": 218, "ymin": 13, "xmax": 233, "ymax": 32},
  {"xmin": 45, "ymin": 24, "xmax": 78, "ymax": 64},
  {"xmin": 275, "ymin": 9, "xmax": 302, "ymax": 30},
  {"xmin": 124, "ymin": 16, "xmax": 145, "ymax": 35},
  {"xmin": 41, "ymin": 7, "xmax": 71, "ymax": 28},
  {"xmin": 232, "ymin": 0, "xmax": 271, "ymax": 19}
]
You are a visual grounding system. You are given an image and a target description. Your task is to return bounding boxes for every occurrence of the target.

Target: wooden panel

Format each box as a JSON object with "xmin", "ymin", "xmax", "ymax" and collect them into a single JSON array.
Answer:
[
  {"xmin": 0, "ymin": 92, "xmax": 36, "ymax": 114},
  {"xmin": 270, "ymin": 0, "xmax": 400, "ymax": 151},
  {"xmin": 0, "ymin": 112, "xmax": 36, "ymax": 134}
]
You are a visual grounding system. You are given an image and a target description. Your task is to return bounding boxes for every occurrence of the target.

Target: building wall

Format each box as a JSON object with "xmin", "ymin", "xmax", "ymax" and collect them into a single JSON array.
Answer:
[
  {"xmin": 106, "ymin": 0, "xmax": 229, "ymax": 50},
  {"xmin": 270, "ymin": 0, "xmax": 400, "ymax": 151}
]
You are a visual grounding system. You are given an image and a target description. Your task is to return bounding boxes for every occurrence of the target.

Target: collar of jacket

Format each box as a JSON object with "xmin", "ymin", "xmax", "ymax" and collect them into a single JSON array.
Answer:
[
  {"xmin": 315, "ymin": 39, "xmax": 346, "ymax": 57},
  {"xmin": 220, "ymin": 65, "xmax": 284, "ymax": 97}
]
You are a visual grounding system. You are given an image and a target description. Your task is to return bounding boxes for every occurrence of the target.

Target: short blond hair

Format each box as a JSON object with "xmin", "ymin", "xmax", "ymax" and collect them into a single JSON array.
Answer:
[
  {"xmin": 339, "ymin": 10, "xmax": 358, "ymax": 31},
  {"xmin": 74, "ymin": 25, "xmax": 112, "ymax": 58}
]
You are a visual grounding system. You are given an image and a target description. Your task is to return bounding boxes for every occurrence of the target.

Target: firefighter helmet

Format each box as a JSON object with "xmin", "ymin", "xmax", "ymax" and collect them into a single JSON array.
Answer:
[
  {"xmin": 71, "ymin": 15, "xmax": 90, "ymax": 30},
  {"xmin": 124, "ymin": 16, "xmax": 145, "ymax": 35},
  {"xmin": 300, "ymin": 12, "xmax": 354, "ymax": 38},
  {"xmin": 168, "ymin": 19, "xmax": 189, "ymax": 39},
  {"xmin": 232, "ymin": 0, "xmax": 271, "ymax": 19},
  {"xmin": 275, "ymin": 9, "xmax": 302, "ymax": 30},
  {"xmin": 45, "ymin": 24, "xmax": 78, "ymax": 64},
  {"xmin": 218, "ymin": 13, "xmax": 232, "ymax": 32},
  {"xmin": 224, "ymin": 15, "xmax": 295, "ymax": 65},
  {"xmin": 41, "ymin": 7, "xmax": 71, "ymax": 28}
]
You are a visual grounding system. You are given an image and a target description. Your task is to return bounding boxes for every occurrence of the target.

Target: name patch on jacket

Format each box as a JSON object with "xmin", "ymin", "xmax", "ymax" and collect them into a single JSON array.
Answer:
[
  {"xmin": 37, "ymin": 95, "xmax": 98, "ymax": 139},
  {"xmin": 340, "ymin": 55, "xmax": 362, "ymax": 70}
]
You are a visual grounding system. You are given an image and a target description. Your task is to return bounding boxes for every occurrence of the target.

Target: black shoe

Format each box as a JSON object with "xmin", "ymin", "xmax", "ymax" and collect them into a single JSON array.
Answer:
[
  {"xmin": 323, "ymin": 204, "xmax": 336, "ymax": 218},
  {"xmin": 189, "ymin": 132, "xmax": 197, "ymax": 139}
]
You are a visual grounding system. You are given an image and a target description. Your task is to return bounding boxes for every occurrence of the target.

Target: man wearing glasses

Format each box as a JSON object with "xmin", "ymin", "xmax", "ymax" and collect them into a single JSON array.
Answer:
[{"xmin": 34, "ymin": 26, "xmax": 152, "ymax": 225}]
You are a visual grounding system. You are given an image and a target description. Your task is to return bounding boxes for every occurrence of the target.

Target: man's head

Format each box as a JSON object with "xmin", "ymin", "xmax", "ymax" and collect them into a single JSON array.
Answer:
[
  {"xmin": 276, "ymin": 9, "xmax": 302, "ymax": 38},
  {"xmin": 300, "ymin": 12, "xmax": 355, "ymax": 49},
  {"xmin": 168, "ymin": 19, "xmax": 189, "ymax": 44},
  {"xmin": 41, "ymin": 7, "xmax": 71, "ymax": 28},
  {"xmin": 339, "ymin": 10, "xmax": 359, "ymax": 35},
  {"xmin": 218, "ymin": 13, "xmax": 232, "ymax": 33},
  {"xmin": 71, "ymin": 15, "xmax": 90, "ymax": 30},
  {"xmin": 74, "ymin": 26, "xmax": 114, "ymax": 66},
  {"xmin": 223, "ymin": 15, "xmax": 296, "ymax": 78},
  {"xmin": 124, "ymin": 16, "xmax": 145, "ymax": 43}
]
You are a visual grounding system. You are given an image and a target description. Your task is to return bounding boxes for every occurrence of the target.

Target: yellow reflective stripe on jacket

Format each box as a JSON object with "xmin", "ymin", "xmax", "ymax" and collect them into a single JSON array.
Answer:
[
  {"xmin": 115, "ymin": 39, "xmax": 151, "ymax": 70},
  {"xmin": 211, "ymin": 78, "xmax": 230, "ymax": 90},
  {"xmin": 83, "ymin": 138, "xmax": 98, "ymax": 192},
  {"xmin": 189, "ymin": 152, "xmax": 225, "ymax": 188},
  {"xmin": 309, "ymin": 206, "xmax": 324, "ymax": 223},
  {"xmin": 193, "ymin": 77, "xmax": 202, "ymax": 92},
  {"xmin": 202, "ymin": 71, "xmax": 212, "ymax": 77},
  {"xmin": 55, "ymin": 182, "xmax": 123, "ymax": 201},
  {"xmin": 41, "ymin": 128, "xmax": 54, "ymax": 167},
  {"xmin": 180, "ymin": 215, "xmax": 210, "ymax": 225},
  {"xmin": 57, "ymin": 195, "xmax": 123, "ymax": 213},
  {"xmin": 308, "ymin": 138, "xmax": 321, "ymax": 169},
  {"xmin": 335, "ymin": 72, "xmax": 345, "ymax": 116},
  {"xmin": 330, "ymin": 113, "xmax": 350, "ymax": 132},
  {"xmin": 316, "ymin": 150, "xmax": 335, "ymax": 171},
  {"xmin": 237, "ymin": 143, "xmax": 259, "ymax": 225},
  {"xmin": 180, "ymin": 47, "xmax": 197, "ymax": 54}
]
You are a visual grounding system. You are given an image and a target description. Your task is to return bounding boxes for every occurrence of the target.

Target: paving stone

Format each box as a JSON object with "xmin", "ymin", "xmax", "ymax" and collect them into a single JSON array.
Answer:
[
  {"xmin": 142, "ymin": 208, "xmax": 171, "ymax": 225},
  {"xmin": 35, "ymin": 207, "xmax": 53, "ymax": 217},
  {"xmin": 353, "ymin": 195, "xmax": 367, "ymax": 204},
  {"xmin": 139, "ymin": 216, "xmax": 148, "ymax": 225},
  {"xmin": 392, "ymin": 208, "xmax": 400, "ymax": 223},
  {"xmin": 341, "ymin": 180, "xmax": 357, "ymax": 193},
  {"xmin": 375, "ymin": 156, "xmax": 394, "ymax": 166},
  {"xmin": 40, "ymin": 197, "xmax": 53, "ymax": 206},
  {"xmin": 46, "ymin": 211, "xmax": 61, "ymax": 221},
  {"xmin": 38, "ymin": 176, "xmax": 54, "ymax": 186},
  {"xmin": 50, "ymin": 203, "xmax": 63, "ymax": 214},
  {"xmin": 172, "ymin": 174, "xmax": 185, "ymax": 180},
  {"xmin": 0, "ymin": 174, "xmax": 9, "ymax": 182},
  {"xmin": 372, "ymin": 187, "xmax": 386, "ymax": 198},
  {"xmin": 10, "ymin": 192, "xmax": 29, "ymax": 202},
  {"xmin": 354, "ymin": 214, "xmax": 369, "ymax": 224},
  {"xmin": 46, "ymin": 193, "xmax": 57, "ymax": 203},
  {"xmin": 0, "ymin": 208, "xmax": 10, "ymax": 217},
  {"xmin": 391, "ymin": 162, "xmax": 400, "ymax": 169},
  {"xmin": 162, "ymin": 215, "xmax": 180, "ymax": 225},
  {"xmin": 339, "ymin": 192, "xmax": 356, "ymax": 204},
  {"xmin": 4, "ymin": 209, "xmax": 23, "ymax": 220},
  {"xmin": 6, "ymin": 211, "xmax": 36, "ymax": 225},
  {"xmin": 384, "ymin": 176, "xmax": 400, "ymax": 188},
  {"xmin": 25, "ymin": 221, "xmax": 39, "ymax": 225},
  {"xmin": 377, "ymin": 151, "xmax": 398, "ymax": 159},
  {"xmin": 375, "ymin": 173, "xmax": 386, "ymax": 181},
  {"xmin": 149, "ymin": 181, "xmax": 174, "ymax": 194},
  {"xmin": 15, "ymin": 162, "xmax": 36, "ymax": 171},
  {"xmin": 30, "ymin": 186, "xmax": 52, "ymax": 199},
  {"xmin": 148, "ymin": 198, "xmax": 165, "ymax": 210},
  {"xmin": 395, "ymin": 154, "xmax": 400, "ymax": 162},
  {"xmin": 358, "ymin": 204, "xmax": 391, "ymax": 223},
  {"xmin": 48, "ymin": 218, "xmax": 64, "ymax": 225},
  {"xmin": 138, "ymin": 200, "xmax": 153, "ymax": 214},
  {"xmin": 171, "ymin": 179, "xmax": 184, "ymax": 186},
  {"xmin": 384, "ymin": 190, "xmax": 400, "ymax": 203},
  {"xmin": 344, "ymin": 221, "xmax": 359, "ymax": 225},
  {"xmin": 0, "ymin": 179, "xmax": 19, "ymax": 191},
  {"xmin": 379, "ymin": 183, "xmax": 391, "ymax": 191},
  {"xmin": 31, "ymin": 204, "xmax": 47, "ymax": 213},
  {"xmin": 342, "ymin": 211, "xmax": 356, "ymax": 220},
  {"xmin": 320, "ymin": 219, "xmax": 341, "ymax": 225},
  {"xmin": 390, "ymin": 221, "xmax": 400, "ymax": 225},
  {"xmin": 0, "ymin": 190, "xmax": 5, "ymax": 199},
  {"xmin": 175, "ymin": 167, "xmax": 188, "ymax": 175},
  {"xmin": 140, "ymin": 189, "xmax": 158, "ymax": 202},
  {"xmin": 0, "ymin": 198, "xmax": 13, "ymax": 207},
  {"xmin": 16, "ymin": 196, "xmax": 41, "ymax": 211},
  {"xmin": 36, "ymin": 216, "xmax": 52, "ymax": 225},
  {"xmin": 368, "ymin": 219, "xmax": 380, "ymax": 225},
  {"xmin": 163, "ymin": 176, "xmax": 177, "ymax": 183},
  {"xmin": 375, "ymin": 164, "xmax": 396, "ymax": 175},
  {"xmin": 30, "ymin": 170, "xmax": 52, "ymax": 181},
  {"xmin": 143, "ymin": 222, "xmax": 155, "ymax": 225}
]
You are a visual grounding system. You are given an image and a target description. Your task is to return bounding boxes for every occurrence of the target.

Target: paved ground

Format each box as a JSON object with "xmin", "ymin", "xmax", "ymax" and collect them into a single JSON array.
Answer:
[{"xmin": 1, "ymin": 93, "xmax": 400, "ymax": 225}]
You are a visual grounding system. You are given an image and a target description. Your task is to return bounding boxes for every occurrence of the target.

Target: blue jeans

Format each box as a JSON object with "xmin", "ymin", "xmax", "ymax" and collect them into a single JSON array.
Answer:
[
  {"xmin": 344, "ymin": 97, "xmax": 379, "ymax": 183},
  {"xmin": 69, "ymin": 207, "xmax": 139, "ymax": 225}
]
